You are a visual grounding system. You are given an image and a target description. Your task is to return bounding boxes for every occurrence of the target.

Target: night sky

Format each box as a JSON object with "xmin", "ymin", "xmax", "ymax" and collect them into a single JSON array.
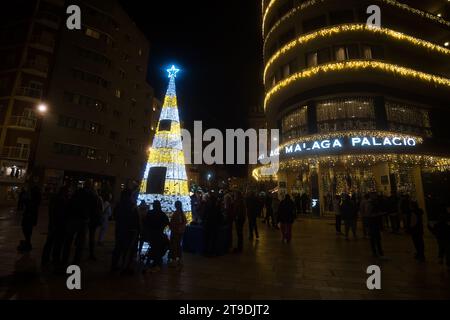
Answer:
[
  {"xmin": 119, "ymin": 1, "xmax": 264, "ymax": 176},
  {"xmin": 120, "ymin": 1, "xmax": 263, "ymax": 129}
]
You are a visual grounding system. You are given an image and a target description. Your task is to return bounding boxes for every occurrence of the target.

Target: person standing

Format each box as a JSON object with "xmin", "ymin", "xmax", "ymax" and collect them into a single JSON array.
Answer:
[
  {"xmin": 410, "ymin": 201, "xmax": 425, "ymax": 262},
  {"xmin": 278, "ymin": 194, "xmax": 295, "ymax": 243},
  {"xmin": 42, "ymin": 185, "xmax": 71, "ymax": 265},
  {"xmin": 97, "ymin": 194, "xmax": 113, "ymax": 246},
  {"xmin": 223, "ymin": 190, "xmax": 234, "ymax": 251},
  {"xmin": 246, "ymin": 192, "xmax": 260, "ymax": 240},
  {"xmin": 169, "ymin": 201, "xmax": 187, "ymax": 267},
  {"xmin": 272, "ymin": 193, "xmax": 280, "ymax": 229},
  {"xmin": 368, "ymin": 193, "xmax": 384, "ymax": 258},
  {"xmin": 333, "ymin": 195, "xmax": 342, "ymax": 235},
  {"xmin": 18, "ymin": 178, "xmax": 42, "ymax": 252},
  {"xmin": 111, "ymin": 189, "xmax": 140, "ymax": 274},
  {"xmin": 264, "ymin": 193, "xmax": 274, "ymax": 226},
  {"xmin": 340, "ymin": 194, "xmax": 357, "ymax": 240},
  {"xmin": 203, "ymin": 193, "xmax": 221, "ymax": 256},
  {"xmin": 86, "ymin": 182, "xmax": 102, "ymax": 261},
  {"xmin": 232, "ymin": 191, "xmax": 246, "ymax": 253},
  {"xmin": 399, "ymin": 194, "xmax": 412, "ymax": 233},
  {"xmin": 359, "ymin": 193, "xmax": 371, "ymax": 238}
]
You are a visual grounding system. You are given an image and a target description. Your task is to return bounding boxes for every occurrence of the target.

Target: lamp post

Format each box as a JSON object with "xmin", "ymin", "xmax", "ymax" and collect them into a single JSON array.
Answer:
[{"xmin": 27, "ymin": 102, "xmax": 48, "ymax": 182}]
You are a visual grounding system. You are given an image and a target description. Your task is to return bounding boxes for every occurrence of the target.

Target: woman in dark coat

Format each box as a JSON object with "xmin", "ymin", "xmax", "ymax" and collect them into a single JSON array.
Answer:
[{"xmin": 278, "ymin": 194, "xmax": 295, "ymax": 243}]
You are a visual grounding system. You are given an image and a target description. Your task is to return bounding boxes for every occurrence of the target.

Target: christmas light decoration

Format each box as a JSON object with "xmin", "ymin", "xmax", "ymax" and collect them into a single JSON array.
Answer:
[
  {"xmin": 264, "ymin": 60, "xmax": 450, "ymax": 111},
  {"xmin": 264, "ymin": 24, "xmax": 450, "ymax": 84},
  {"xmin": 278, "ymin": 130, "xmax": 424, "ymax": 150},
  {"xmin": 138, "ymin": 65, "xmax": 192, "ymax": 220},
  {"xmin": 253, "ymin": 154, "xmax": 450, "ymax": 181},
  {"xmin": 262, "ymin": 0, "xmax": 450, "ymax": 37}
]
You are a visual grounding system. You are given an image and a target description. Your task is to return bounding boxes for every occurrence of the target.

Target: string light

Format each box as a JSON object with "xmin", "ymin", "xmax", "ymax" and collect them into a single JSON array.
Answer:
[
  {"xmin": 264, "ymin": 60, "xmax": 450, "ymax": 111},
  {"xmin": 264, "ymin": 24, "xmax": 450, "ymax": 84},
  {"xmin": 262, "ymin": 0, "xmax": 450, "ymax": 38},
  {"xmin": 253, "ymin": 154, "xmax": 450, "ymax": 181},
  {"xmin": 139, "ymin": 66, "xmax": 191, "ymax": 220}
]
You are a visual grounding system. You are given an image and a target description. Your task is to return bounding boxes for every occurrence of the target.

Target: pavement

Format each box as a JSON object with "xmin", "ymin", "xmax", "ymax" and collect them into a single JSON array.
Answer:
[{"xmin": 0, "ymin": 206, "xmax": 449, "ymax": 300}]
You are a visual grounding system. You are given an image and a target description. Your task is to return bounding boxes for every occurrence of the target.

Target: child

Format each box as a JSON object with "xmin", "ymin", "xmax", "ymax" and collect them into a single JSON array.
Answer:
[{"xmin": 169, "ymin": 201, "xmax": 187, "ymax": 267}]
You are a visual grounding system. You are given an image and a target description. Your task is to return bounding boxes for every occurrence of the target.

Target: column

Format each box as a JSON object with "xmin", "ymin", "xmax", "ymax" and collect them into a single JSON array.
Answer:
[
  {"xmin": 411, "ymin": 165, "xmax": 426, "ymax": 212},
  {"xmin": 372, "ymin": 162, "xmax": 391, "ymax": 196}
]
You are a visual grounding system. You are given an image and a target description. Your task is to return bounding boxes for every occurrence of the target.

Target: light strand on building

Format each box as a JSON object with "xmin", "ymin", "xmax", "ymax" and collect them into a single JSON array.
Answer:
[
  {"xmin": 264, "ymin": 24, "xmax": 450, "ymax": 84},
  {"xmin": 262, "ymin": 0, "xmax": 450, "ymax": 38},
  {"xmin": 264, "ymin": 60, "xmax": 450, "ymax": 111}
]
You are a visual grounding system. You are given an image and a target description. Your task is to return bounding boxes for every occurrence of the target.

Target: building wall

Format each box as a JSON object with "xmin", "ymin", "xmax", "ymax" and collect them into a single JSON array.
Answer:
[{"xmin": 34, "ymin": 0, "xmax": 156, "ymax": 201}]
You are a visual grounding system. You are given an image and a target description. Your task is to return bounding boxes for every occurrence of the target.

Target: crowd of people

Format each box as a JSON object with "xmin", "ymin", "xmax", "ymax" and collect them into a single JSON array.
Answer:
[
  {"xmin": 14, "ymin": 180, "xmax": 450, "ymax": 276},
  {"xmin": 333, "ymin": 191, "xmax": 450, "ymax": 265}
]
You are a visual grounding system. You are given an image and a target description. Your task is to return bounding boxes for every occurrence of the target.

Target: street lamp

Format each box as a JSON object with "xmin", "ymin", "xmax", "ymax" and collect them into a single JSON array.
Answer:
[{"xmin": 37, "ymin": 103, "xmax": 48, "ymax": 114}]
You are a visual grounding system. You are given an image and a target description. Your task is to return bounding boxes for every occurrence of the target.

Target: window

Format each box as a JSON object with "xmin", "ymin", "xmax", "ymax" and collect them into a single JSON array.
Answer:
[
  {"xmin": 138, "ymin": 48, "xmax": 142, "ymax": 56},
  {"xmin": 115, "ymin": 89, "xmax": 122, "ymax": 98},
  {"xmin": 119, "ymin": 69, "xmax": 125, "ymax": 79},
  {"xmin": 282, "ymin": 63, "xmax": 291, "ymax": 78},
  {"xmin": 53, "ymin": 142, "xmax": 100, "ymax": 160},
  {"xmin": 306, "ymin": 52, "xmax": 318, "ymax": 67},
  {"xmin": 316, "ymin": 97, "xmax": 376, "ymax": 132},
  {"xmin": 113, "ymin": 110, "xmax": 122, "ymax": 118},
  {"xmin": 131, "ymin": 98, "xmax": 137, "ymax": 107},
  {"xmin": 362, "ymin": 45, "xmax": 372, "ymax": 59},
  {"xmin": 71, "ymin": 69, "xmax": 109, "ymax": 88},
  {"xmin": 334, "ymin": 45, "xmax": 359, "ymax": 61},
  {"xmin": 302, "ymin": 15, "xmax": 327, "ymax": 33},
  {"xmin": 282, "ymin": 106, "xmax": 308, "ymax": 140},
  {"xmin": 329, "ymin": 10, "xmax": 354, "ymax": 25},
  {"xmin": 317, "ymin": 48, "xmax": 331, "ymax": 64},
  {"xmin": 85, "ymin": 28, "xmax": 100, "ymax": 39},
  {"xmin": 335, "ymin": 47, "xmax": 346, "ymax": 61},
  {"xmin": 64, "ymin": 92, "xmax": 106, "ymax": 112},
  {"xmin": 129, "ymin": 119, "xmax": 135, "ymax": 128},
  {"xmin": 386, "ymin": 101, "xmax": 431, "ymax": 135},
  {"xmin": 109, "ymin": 131, "xmax": 119, "ymax": 140},
  {"xmin": 106, "ymin": 153, "xmax": 114, "ymax": 164},
  {"xmin": 124, "ymin": 159, "xmax": 130, "ymax": 167},
  {"xmin": 279, "ymin": 28, "xmax": 295, "ymax": 47}
]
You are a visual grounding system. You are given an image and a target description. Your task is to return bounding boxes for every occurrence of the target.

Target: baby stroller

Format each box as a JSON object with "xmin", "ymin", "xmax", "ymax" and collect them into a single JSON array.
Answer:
[{"xmin": 140, "ymin": 233, "xmax": 170, "ymax": 272}]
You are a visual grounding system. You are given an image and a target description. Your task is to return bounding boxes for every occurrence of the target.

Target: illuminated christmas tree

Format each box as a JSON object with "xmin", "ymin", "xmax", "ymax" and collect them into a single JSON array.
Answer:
[{"xmin": 138, "ymin": 65, "xmax": 191, "ymax": 220}]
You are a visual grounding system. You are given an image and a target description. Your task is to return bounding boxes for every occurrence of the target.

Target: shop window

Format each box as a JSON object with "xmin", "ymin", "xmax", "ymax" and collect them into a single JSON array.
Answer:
[
  {"xmin": 386, "ymin": 101, "xmax": 431, "ymax": 134},
  {"xmin": 316, "ymin": 97, "xmax": 376, "ymax": 132},
  {"xmin": 282, "ymin": 106, "xmax": 308, "ymax": 140}
]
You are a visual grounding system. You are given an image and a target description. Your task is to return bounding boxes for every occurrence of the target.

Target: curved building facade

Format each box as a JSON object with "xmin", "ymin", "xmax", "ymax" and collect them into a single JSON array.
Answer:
[{"xmin": 255, "ymin": 0, "xmax": 450, "ymax": 215}]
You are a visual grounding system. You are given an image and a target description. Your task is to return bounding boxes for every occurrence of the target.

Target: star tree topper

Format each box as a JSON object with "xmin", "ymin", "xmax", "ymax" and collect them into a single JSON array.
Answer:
[{"xmin": 167, "ymin": 65, "xmax": 180, "ymax": 79}]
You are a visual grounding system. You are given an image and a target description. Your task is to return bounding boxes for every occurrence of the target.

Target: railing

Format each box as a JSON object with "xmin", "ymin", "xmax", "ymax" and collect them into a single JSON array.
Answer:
[
  {"xmin": 15, "ymin": 86, "xmax": 43, "ymax": 99},
  {"xmin": 24, "ymin": 60, "xmax": 49, "ymax": 73},
  {"xmin": 36, "ymin": 11, "xmax": 61, "ymax": 27},
  {"xmin": 30, "ymin": 35, "xmax": 55, "ymax": 49},
  {"xmin": 8, "ymin": 116, "xmax": 37, "ymax": 129},
  {"xmin": 0, "ymin": 147, "xmax": 30, "ymax": 161}
]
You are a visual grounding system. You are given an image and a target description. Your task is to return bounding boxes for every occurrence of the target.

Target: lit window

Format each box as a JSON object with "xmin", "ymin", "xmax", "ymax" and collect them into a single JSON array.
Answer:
[
  {"xmin": 115, "ymin": 89, "xmax": 122, "ymax": 98},
  {"xmin": 85, "ymin": 28, "xmax": 100, "ymax": 40}
]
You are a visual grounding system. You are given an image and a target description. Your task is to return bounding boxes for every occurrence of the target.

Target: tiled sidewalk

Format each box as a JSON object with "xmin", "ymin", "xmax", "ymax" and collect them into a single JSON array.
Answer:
[{"xmin": 0, "ymin": 206, "xmax": 449, "ymax": 300}]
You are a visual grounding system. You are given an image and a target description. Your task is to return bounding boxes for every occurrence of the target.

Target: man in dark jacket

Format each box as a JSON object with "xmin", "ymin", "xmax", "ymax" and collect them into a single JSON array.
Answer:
[
  {"xmin": 245, "ymin": 192, "xmax": 260, "ymax": 240},
  {"xmin": 203, "ymin": 193, "xmax": 222, "ymax": 256},
  {"xmin": 42, "ymin": 185, "xmax": 71, "ymax": 265},
  {"xmin": 278, "ymin": 194, "xmax": 295, "ymax": 243},
  {"xmin": 410, "ymin": 201, "xmax": 425, "ymax": 262},
  {"xmin": 340, "ymin": 194, "xmax": 357, "ymax": 240},
  {"xmin": 18, "ymin": 179, "xmax": 41, "ymax": 252},
  {"xmin": 232, "ymin": 191, "xmax": 246, "ymax": 253}
]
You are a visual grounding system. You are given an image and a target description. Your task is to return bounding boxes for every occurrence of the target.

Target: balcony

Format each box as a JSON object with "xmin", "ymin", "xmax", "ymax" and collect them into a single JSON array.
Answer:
[
  {"xmin": 35, "ymin": 11, "xmax": 61, "ymax": 29},
  {"xmin": 8, "ymin": 116, "xmax": 37, "ymax": 130},
  {"xmin": 23, "ymin": 60, "xmax": 49, "ymax": 75},
  {"xmin": 15, "ymin": 87, "xmax": 43, "ymax": 100},
  {"xmin": 29, "ymin": 35, "xmax": 55, "ymax": 52},
  {"xmin": 0, "ymin": 147, "xmax": 30, "ymax": 161}
]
